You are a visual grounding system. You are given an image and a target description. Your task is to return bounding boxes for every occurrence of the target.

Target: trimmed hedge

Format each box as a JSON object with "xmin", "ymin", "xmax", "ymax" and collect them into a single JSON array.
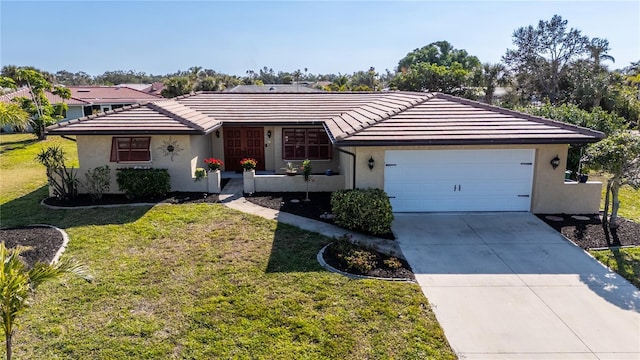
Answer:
[
  {"xmin": 116, "ymin": 168, "xmax": 170, "ymax": 199},
  {"xmin": 330, "ymin": 188, "xmax": 394, "ymax": 236}
]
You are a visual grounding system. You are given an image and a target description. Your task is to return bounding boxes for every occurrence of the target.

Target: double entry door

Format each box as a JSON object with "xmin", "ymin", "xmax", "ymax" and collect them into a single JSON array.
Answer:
[{"xmin": 223, "ymin": 127, "xmax": 265, "ymax": 171}]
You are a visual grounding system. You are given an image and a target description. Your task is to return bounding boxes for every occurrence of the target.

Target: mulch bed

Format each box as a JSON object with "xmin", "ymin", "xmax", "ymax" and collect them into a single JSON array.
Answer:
[
  {"xmin": 43, "ymin": 192, "xmax": 221, "ymax": 207},
  {"xmin": 537, "ymin": 213, "xmax": 640, "ymax": 249},
  {"xmin": 244, "ymin": 192, "xmax": 395, "ymax": 240},
  {"xmin": 322, "ymin": 240, "xmax": 414, "ymax": 279},
  {"xmin": 0, "ymin": 226, "xmax": 64, "ymax": 267}
]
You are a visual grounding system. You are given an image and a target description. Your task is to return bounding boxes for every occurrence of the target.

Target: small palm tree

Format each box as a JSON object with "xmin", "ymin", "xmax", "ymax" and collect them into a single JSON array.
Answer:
[
  {"xmin": 0, "ymin": 242, "xmax": 92, "ymax": 360},
  {"xmin": 0, "ymin": 103, "xmax": 30, "ymax": 131}
]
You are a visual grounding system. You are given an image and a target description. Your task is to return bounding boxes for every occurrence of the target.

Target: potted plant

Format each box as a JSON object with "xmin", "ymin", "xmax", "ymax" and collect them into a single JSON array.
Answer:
[
  {"xmin": 281, "ymin": 162, "xmax": 298, "ymax": 175},
  {"xmin": 301, "ymin": 159, "xmax": 312, "ymax": 201},
  {"xmin": 204, "ymin": 157, "xmax": 223, "ymax": 171},
  {"xmin": 578, "ymin": 174, "xmax": 589, "ymax": 183},
  {"xmin": 194, "ymin": 167, "xmax": 206, "ymax": 181},
  {"xmin": 240, "ymin": 158, "xmax": 257, "ymax": 171}
]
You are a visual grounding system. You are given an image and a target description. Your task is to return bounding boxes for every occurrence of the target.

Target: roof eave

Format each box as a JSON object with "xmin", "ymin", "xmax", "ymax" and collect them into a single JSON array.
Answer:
[
  {"xmin": 333, "ymin": 137, "xmax": 603, "ymax": 147},
  {"xmin": 46, "ymin": 129, "xmax": 204, "ymax": 136}
]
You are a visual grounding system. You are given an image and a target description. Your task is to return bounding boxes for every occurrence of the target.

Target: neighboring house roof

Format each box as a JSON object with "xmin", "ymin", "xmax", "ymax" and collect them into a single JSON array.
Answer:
[
  {"xmin": 226, "ymin": 84, "xmax": 323, "ymax": 93},
  {"xmin": 69, "ymin": 86, "xmax": 161, "ymax": 104},
  {"xmin": 0, "ymin": 87, "xmax": 89, "ymax": 105},
  {"xmin": 46, "ymin": 92, "xmax": 604, "ymax": 144},
  {"xmin": 116, "ymin": 84, "xmax": 152, "ymax": 91}
]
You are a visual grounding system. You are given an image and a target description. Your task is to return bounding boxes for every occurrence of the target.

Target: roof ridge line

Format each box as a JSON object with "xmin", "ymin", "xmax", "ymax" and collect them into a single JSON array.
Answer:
[
  {"xmin": 331, "ymin": 92, "xmax": 436, "ymax": 140},
  {"xmin": 147, "ymin": 100, "xmax": 212, "ymax": 132},
  {"xmin": 434, "ymin": 93, "xmax": 605, "ymax": 139}
]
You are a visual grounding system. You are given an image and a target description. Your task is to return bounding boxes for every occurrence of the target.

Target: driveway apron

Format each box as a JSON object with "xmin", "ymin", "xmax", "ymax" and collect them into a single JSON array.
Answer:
[{"xmin": 394, "ymin": 212, "xmax": 640, "ymax": 360}]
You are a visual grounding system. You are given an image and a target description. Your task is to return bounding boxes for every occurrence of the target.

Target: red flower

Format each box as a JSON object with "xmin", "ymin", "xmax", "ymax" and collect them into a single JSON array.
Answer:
[
  {"xmin": 204, "ymin": 158, "xmax": 223, "ymax": 171},
  {"xmin": 240, "ymin": 158, "xmax": 257, "ymax": 170}
]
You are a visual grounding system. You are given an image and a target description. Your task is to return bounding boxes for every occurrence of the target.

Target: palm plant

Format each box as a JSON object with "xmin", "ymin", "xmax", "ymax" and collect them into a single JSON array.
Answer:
[
  {"xmin": 0, "ymin": 103, "xmax": 30, "ymax": 131},
  {"xmin": 0, "ymin": 242, "xmax": 92, "ymax": 360}
]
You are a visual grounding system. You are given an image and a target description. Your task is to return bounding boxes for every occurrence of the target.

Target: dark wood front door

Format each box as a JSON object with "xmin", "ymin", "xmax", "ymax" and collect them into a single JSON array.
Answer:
[{"xmin": 223, "ymin": 127, "xmax": 265, "ymax": 171}]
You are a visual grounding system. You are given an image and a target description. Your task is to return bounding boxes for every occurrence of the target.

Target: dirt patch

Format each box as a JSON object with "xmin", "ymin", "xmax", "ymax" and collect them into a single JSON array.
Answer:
[
  {"xmin": 0, "ymin": 226, "xmax": 64, "ymax": 267},
  {"xmin": 244, "ymin": 192, "xmax": 395, "ymax": 239},
  {"xmin": 537, "ymin": 213, "xmax": 640, "ymax": 249}
]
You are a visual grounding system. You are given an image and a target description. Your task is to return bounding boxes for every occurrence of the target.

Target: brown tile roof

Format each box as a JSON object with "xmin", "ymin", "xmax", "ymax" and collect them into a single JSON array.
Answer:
[
  {"xmin": 332, "ymin": 93, "xmax": 605, "ymax": 145},
  {"xmin": 69, "ymin": 86, "xmax": 161, "ymax": 104},
  {"xmin": 0, "ymin": 87, "xmax": 89, "ymax": 105},
  {"xmin": 46, "ymin": 102, "xmax": 221, "ymax": 135},
  {"xmin": 46, "ymin": 92, "xmax": 604, "ymax": 144},
  {"xmin": 175, "ymin": 92, "xmax": 399, "ymax": 124}
]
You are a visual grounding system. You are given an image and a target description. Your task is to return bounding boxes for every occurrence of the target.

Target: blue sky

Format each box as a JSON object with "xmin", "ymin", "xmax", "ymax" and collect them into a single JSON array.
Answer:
[{"xmin": 1, "ymin": 1, "xmax": 638, "ymax": 77}]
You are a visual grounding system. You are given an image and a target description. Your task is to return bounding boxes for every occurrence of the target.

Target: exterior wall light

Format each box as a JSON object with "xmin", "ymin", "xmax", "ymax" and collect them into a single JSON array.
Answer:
[
  {"xmin": 550, "ymin": 155, "xmax": 560, "ymax": 170},
  {"xmin": 215, "ymin": 130, "xmax": 220, "ymax": 138},
  {"xmin": 267, "ymin": 130, "xmax": 272, "ymax": 138},
  {"xmin": 368, "ymin": 156, "xmax": 375, "ymax": 170}
]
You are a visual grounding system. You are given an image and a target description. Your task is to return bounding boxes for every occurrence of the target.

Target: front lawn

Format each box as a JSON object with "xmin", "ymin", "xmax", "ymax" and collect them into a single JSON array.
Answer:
[
  {"xmin": 0, "ymin": 133, "xmax": 78, "ymax": 206},
  {"xmin": 589, "ymin": 248, "xmax": 640, "ymax": 288},
  {"xmin": 0, "ymin": 134, "xmax": 454, "ymax": 359}
]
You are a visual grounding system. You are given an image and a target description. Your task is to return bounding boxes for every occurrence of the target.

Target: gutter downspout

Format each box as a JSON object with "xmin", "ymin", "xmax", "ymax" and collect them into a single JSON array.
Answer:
[{"xmin": 336, "ymin": 147, "xmax": 356, "ymax": 189}]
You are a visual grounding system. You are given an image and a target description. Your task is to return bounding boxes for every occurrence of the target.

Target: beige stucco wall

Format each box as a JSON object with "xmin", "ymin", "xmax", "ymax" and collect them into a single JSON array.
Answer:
[
  {"xmin": 245, "ymin": 172, "xmax": 346, "ymax": 192},
  {"xmin": 76, "ymin": 134, "xmax": 215, "ymax": 193},
  {"xmin": 346, "ymin": 144, "xmax": 602, "ymax": 214}
]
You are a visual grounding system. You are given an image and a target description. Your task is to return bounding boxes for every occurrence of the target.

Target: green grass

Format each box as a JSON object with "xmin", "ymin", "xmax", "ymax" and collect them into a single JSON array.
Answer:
[
  {"xmin": 593, "ymin": 174, "xmax": 640, "ymax": 223},
  {"xmin": 0, "ymin": 135, "xmax": 455, "ymax": 359},
  {"xmin": 0, "ymin": 133, "xmax": 78, "ymax": 205},
  {"xmin": 589, "ymin": 248, "xmax": 640, "ymax": 288}
]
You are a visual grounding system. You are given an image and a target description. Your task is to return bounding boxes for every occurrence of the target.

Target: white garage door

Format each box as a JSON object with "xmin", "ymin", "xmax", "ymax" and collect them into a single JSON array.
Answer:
[{"xmin": 384, "ymin": 149, "xmax": 535, "ymax": 212}]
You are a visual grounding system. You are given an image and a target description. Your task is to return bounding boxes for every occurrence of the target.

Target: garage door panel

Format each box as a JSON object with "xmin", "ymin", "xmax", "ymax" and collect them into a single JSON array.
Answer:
[{"xmin": 385, "ymin": 149, "xmax": 534, "ymax": 212}]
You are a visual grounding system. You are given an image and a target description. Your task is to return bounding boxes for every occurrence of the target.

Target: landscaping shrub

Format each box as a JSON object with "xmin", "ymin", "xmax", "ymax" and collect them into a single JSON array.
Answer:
[
  {"xmin": 83, "ymin": 165, "xmax": 111, "ymax": 201},
  {"xmin": 35, "ymin": 145, "xmax": 78, "ymax": 200},
  {"xmin": 116, "ymin": 168, "xmax": 170, "ymax": 199},
  {"xmin": 330, "ymin": 188, "xmax": 394, "ymax": 235},
  {"xmin": 329, "ymin": 235, "xmax": 378, "ymax": 273}
]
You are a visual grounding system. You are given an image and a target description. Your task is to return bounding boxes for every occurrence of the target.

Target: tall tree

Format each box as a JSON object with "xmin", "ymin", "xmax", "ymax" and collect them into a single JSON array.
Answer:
[
  {"xmin": 393, "ymin": 41, "xmax": 481, "ymax": 95},
  {"xmin": 10, "ymin": 69, "xmax": 70, "ymax": 139},
  {"xmin": 503, "ymin": 15, "xmax": 589, "ymax": 103},
  {"xmin": 584, "ymin": 132, "xmax": 640, "ymax": 228},
  {"xmin": 161, "ymin": 77, "xmax": 191, "ymax": 98},
  {"xmin": 477, "ymin": 63, "xmax": 509, "ymax": 104},
  {"xmin": 0, "ymin": 243, "xmax": 92, "ymax": 360},
  {"xmin": 587, "ymin": 38, "xmax": 615, "ymax": 71}
]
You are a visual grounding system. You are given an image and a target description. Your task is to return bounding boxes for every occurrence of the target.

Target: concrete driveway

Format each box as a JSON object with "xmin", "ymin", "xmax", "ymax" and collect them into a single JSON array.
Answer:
[{"xmin": 394, "ymin": 213, "xmax": 640, "ymax": 360}]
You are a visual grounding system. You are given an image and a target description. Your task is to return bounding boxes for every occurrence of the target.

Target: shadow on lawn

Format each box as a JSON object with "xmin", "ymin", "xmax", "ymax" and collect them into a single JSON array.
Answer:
[
  {"xmin": 264, "ymin": 221, "xmax": 330, "ymax": 273},
  {"xmin": 0, "ymin": 136, "xmax": 39, "ymax": 154},
  {"xmin": 0, "ymin": 186, "xmax": 152, "ymax": 229}
]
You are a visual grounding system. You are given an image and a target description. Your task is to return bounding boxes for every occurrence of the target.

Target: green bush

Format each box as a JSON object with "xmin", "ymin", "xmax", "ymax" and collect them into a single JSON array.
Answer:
[
  {"xmin": 116, "ymin": 168, "xmax": 170, "ymax": 199},
  {"xmin": 83, "ymin": 165, "xmax": 111, "ymax": 201},
  {"xmin": 330, "ymin": 188, "xmax": 394, "ymax": 235}
]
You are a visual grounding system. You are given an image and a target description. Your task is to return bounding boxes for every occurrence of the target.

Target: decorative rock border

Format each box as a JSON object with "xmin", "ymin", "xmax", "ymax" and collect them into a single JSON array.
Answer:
[
  {"xmin": 316, "ymin": 243, "xmax": 415, "ymax": 283},
  {"xmin": 28, "ymin": 224, "xmax": 69, "ymax": 264}
]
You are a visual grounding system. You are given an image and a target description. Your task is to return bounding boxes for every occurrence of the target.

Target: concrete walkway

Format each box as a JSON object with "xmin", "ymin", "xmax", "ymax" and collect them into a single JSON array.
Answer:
[
  {"xmin": 394, "ymin": 213, "xmax": 640, "ymax": 360},
  {"xmin": 219, "ymin": 179, "xmax": 403, "ymax": 257}
]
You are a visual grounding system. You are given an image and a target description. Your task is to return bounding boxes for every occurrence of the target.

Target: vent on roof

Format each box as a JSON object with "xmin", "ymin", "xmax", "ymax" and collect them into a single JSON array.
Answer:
[{"xmin": 77, "ymin": 89, "xmax": 91, "ymax": 92}]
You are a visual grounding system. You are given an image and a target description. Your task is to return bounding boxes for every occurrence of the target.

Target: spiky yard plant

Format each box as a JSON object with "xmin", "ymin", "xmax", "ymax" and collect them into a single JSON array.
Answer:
[{"xmin": 0, "ymin": 242, "xmax": 92, "ymax": 360}]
